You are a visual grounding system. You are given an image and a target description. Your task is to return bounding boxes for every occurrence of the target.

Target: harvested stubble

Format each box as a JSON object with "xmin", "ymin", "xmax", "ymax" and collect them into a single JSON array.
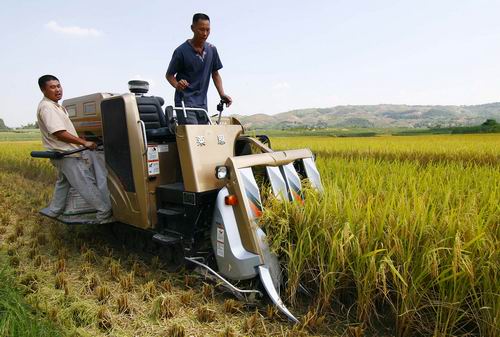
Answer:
[
  {"xmin": 58, "ymin": 299, "xmax": 98, "ymax": 328},
  {"xmin": 57, "ymin": 247, "xmax": 69, "ymax": 259},
  {"xmin": 299, "ymin": 309, "xmax": 326, "ymax": 333},
  {"xmin": 79, "ymin": 263, "xmax": 92, "ymax": 279},
  {"xmin": 27, "ymin": 246, "xmax": 38, "ymax": 259},
  {"xmin": 82, "ymin": 249, "xmax": 97, "ymax": 264},
  {"xmin": 109, "ymin": 259, "xmax": 121, "ymax": 280},
  {"xmin": 36, "ymin": 233, "xmax": 47, "ymax": 246},
  {"xmin": 196, "ymin": 305, "xmax": 217, "ymax": 322},
  {"xmin": 9, "ymin": 255, "xmax": 20, "ymax": 267},
  {"xmin": 19, "ymin": 272, "xmax": 39, "ymax": 293},
  {"xmin": 201, "ymin": 282, "xmax": 214, "ymax": 301},
  {"xmin": 179, "ymin": 290, "xmax": 194, "ymax": 307},
  {"xmin": 241, "ymin": 311, "xmax": 264, "ymax": 335},
  {"xmin": 132, "ymin": 260, "xmax": 148, "ymax": 278},
  {"xmin": 151, "ymin": 255, "xmax": 161, "ymax": 270},
  {"xmin": 224, "ymin": 298, "xmax": 242, "ymax": 314},
  {"xmin": 6, "ymin": 232, "xmax": 18, "ymax": 243},
  {"xmin": 140, "ymin": 280, "xmax": 157, "ymax": 301},
  {"xmin": 33, "ymin": 254, "xmax": 43, "ymax": 268},
  {"xmin": 14, "ymin": 223, "xmax": 24, "ymax": 237},
  {"xmin": 95, "ymin": 285, "xmax": 111, "ymax": 303},
  {"xmin": 220, "ymin": 326, "xmax": 237, "ymax": 337},
  {"xmin": 97, "ymin": 306, "xmax": 112, "ymax": 331},
  {"xmin": 151, "ymin": 295, "xmax": 177, "ymax": 319},
  {"xmin": 120, "ymin": 272, "xmax": 135, "ymax": 291},
  {"xmin": 117, "ymin": 293, "xmax": 131, "ymax": 314},
  {"xmin": 7, "ymin": 245, "xmax": 16, "ymax": 256},
  {"xmin": 161, "ymin": 279, "xmax": 173, "ymax": 292},
  {"xmin": 54, "ymin": 272, "xmax": 67, "ymax": 290},
  {"xmin": 55, "ymin": 258, "xmax": 66, "ymax": 273},
  {"xmin": 166, "ymin": 323, "xmax": 186, "ymax": 337},
  {"xmin": 184, "ymin": 274, "xmax": 196, "ymax": 288}
]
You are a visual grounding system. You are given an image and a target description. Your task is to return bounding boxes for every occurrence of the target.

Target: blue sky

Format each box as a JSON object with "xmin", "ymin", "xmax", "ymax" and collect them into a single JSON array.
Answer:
[{"xmin": 1, "ymin": 0, "xmax": 500, "ymax": 126}]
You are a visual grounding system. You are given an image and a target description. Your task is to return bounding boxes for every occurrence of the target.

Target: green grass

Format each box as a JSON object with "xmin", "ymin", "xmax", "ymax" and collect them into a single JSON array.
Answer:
[
  {"xmin": 0, "ymin": 130, "xmax": 40, "ymax": 141},
  {"xmin": 246, "ymin": 127, "xmax": 395, "ymax": 137},
  {"xmin": 0, "ymin": 258, "xmax": 63, "ymax": 337}
]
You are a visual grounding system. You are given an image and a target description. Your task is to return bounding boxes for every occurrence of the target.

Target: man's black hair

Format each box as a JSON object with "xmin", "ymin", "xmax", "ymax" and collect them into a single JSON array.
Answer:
[
  {"xmin": 192, "ymin": 13, "xmax": 210, "ymax": 24},
  {"xmin": 38, "ymin": 75, "xmax": 59, "ymax": 90}
]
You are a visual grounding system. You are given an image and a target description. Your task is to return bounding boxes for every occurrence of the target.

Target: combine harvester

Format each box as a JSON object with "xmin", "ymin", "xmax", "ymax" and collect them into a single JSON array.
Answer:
[{"xmin": 31, "ymin": 81, "xmax": 322, "ymax": 323}]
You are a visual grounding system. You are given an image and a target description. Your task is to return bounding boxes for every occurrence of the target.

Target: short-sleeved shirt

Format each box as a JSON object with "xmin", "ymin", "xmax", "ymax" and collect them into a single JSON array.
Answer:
[
  {"xmin": 37, "ymin": 96, "xmax": 80, "ymax": 152},
  {"xmin": 166, "ymin": 40, "xmax": 223, "ymax": 110}
]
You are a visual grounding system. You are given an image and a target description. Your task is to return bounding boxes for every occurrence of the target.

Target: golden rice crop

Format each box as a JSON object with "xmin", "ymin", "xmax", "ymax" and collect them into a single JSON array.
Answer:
[
  {"xmin": 0, "ymin": 141, "xmax": 55, "ymax": 181},
  {"xmin": 262, "ymin": 134, "xmax": 500, "ymax": 336},
  {"xmin": 273, "ymin": 134, "xmax": 500, "ymax": 166}
]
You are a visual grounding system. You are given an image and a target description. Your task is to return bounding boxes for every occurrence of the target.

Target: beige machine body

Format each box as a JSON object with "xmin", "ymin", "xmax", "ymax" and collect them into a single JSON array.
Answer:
[
  {"xmin": 63, "ymin": 93, "xmax": 113, "ymax": 139},
  {"xmin": 175, "ymin": 124, "xmax": 243, "ymax": 192},
  {"xmin": 52, "ymin": 89, "xmax": 323, "ymax": 323}
]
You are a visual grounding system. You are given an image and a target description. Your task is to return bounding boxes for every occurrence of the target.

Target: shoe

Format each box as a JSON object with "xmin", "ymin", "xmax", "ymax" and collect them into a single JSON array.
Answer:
[{"xmin": 39, "ymin": 208, "xmax": 61, "ymax": 219}]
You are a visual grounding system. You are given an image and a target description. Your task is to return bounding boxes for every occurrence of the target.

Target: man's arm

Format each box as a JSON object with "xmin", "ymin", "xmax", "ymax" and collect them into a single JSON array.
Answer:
[
  {"xmin": 53, "ymin": 130, "xmax": 96, "ymax": 150},
  {"xmin": 212, "ymin": 70, "xmax": 232, "ymax": 107}
]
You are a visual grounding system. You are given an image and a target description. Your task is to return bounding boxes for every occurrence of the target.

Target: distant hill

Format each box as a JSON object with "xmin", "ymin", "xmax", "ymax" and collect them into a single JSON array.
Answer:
[
  {"xmin": 233, "ymin": 102, "xmax": 500, "ymax": 130},
  {"xmin": 0, "ymin": 118, "xmax": 9, "ymax": 130}
]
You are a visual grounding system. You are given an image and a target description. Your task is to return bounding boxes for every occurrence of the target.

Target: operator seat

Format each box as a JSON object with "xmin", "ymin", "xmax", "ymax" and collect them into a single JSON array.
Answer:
[{"xmin": 128, "ymin": 80, "xmax": 174, "ymax": 141}]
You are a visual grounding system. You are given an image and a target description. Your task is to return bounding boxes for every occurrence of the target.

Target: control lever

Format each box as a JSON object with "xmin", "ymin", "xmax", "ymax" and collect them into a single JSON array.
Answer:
[{"xmin": 216, "ymin": 97, "xmax": 230, "ymax": 125}]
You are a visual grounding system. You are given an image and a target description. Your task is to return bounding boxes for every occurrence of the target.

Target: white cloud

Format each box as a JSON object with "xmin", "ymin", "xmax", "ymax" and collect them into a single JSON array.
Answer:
[
  {"xmin": 272, "ymin": 81, "xmax": 291, "ymax": 90},
  {"xmin": 45, "ymin": 21, "xmax": 103, "ymax": 37}
]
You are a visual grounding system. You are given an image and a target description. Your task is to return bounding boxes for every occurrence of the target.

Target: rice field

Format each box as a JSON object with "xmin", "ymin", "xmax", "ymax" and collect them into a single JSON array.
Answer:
[
  {"xmin": 264, "ymin": 134, "xmax": 500, "ymax": 336},
  {"xmin": 0, "ymin": 134, "xmax": 498, "ymax": 336}
]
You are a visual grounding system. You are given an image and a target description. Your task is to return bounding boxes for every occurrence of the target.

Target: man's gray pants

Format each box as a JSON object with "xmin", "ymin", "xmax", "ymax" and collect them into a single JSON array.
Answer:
[{"xmin": 48, "ymin": 152, "xmax": 111, "ymax": 221}]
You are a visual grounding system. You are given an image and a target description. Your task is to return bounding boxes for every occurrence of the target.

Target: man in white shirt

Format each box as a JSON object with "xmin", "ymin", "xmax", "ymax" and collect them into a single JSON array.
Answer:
[{"xmin": 37, "ymin": 74, "xmax": 112, "ymax": 223}]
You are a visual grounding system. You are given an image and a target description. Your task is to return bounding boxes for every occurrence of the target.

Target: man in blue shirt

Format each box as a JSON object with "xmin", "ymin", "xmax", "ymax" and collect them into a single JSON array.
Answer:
[{"xmin": 166, "ymin": 13, "xmax": 232, "ymax": 124}]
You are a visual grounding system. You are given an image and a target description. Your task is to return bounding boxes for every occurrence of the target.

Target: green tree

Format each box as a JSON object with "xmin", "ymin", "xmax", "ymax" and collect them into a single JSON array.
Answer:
[
  {"xmin": 482, "ymin": 119, "xmax": 497, "ymax": 126},
  {"xmin": 20, "ymin": 121, "xmax": 39, "ymax": 129}
]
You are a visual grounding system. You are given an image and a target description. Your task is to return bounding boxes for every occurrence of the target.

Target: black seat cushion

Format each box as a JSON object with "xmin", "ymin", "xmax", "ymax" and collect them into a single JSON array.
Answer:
[
  {"xmin": 136, "ymin": 96, "xmax": 176, "ymax": 141},
  {"xmin": 136, "ymin": 96, "xmax": 167, "ymax": 129},
  {"xmin": 145, "ymin": 127, "xmax": 174, "ymax": 140}
]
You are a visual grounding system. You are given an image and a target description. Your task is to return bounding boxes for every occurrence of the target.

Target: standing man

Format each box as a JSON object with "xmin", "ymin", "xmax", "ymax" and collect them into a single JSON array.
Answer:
[
  {"xmin": 36, "ymin": 74, "xmax": 112, "ymax": 223},
  {"xmin": 166, "ymin": 13, "xmax": 232, "ymax": 124}
]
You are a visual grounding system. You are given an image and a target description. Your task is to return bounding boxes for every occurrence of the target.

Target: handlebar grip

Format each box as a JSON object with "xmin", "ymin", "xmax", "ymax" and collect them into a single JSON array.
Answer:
[
  {"xmin": 30, "ymin": 151, "xmax": 64, "ymax": 159},
  {"xmin": 30, "ymin": 146, "xmax": 90, "ymax": 159}
]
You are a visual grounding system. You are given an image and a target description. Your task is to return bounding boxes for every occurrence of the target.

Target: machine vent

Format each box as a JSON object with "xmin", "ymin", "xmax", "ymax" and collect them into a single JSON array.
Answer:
[{"xmin": 101, "ymin": 97, "xmax": 136, "ymax": 193}]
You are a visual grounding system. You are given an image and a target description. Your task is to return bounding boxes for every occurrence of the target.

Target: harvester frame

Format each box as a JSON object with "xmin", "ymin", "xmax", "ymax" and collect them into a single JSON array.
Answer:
[{"xmin": 32, "ymin": 82, "xmax": 322, "ymax": 322}]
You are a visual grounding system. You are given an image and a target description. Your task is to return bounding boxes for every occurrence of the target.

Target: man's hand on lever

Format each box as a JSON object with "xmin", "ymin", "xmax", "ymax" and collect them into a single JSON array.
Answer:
[
  {"xmin": 176, "ymin": 79, "xmax": 190, "ymax": 91},
  {"xmin": 220, "ymin": 94, "xmax": 232, "ymax": 107},
  {"xmin": 83, "ymin": 141, "xmax": 97, "ymax": 150},
  {"xmin": 53, "ymin": 130, "xmax": 97, "ymax": 150}
]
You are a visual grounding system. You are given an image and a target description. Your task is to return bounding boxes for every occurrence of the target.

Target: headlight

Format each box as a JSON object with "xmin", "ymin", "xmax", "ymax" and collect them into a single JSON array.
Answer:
[{"xmin": 215, "ymin": 166, "xmax": 228, "ymax": 179}]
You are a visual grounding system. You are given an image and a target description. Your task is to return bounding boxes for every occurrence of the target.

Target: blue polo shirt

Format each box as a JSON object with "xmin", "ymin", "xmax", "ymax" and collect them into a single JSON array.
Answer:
[{"xmin": 166, "ymin": 40, "xmax": 223, "ymax": 110}]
